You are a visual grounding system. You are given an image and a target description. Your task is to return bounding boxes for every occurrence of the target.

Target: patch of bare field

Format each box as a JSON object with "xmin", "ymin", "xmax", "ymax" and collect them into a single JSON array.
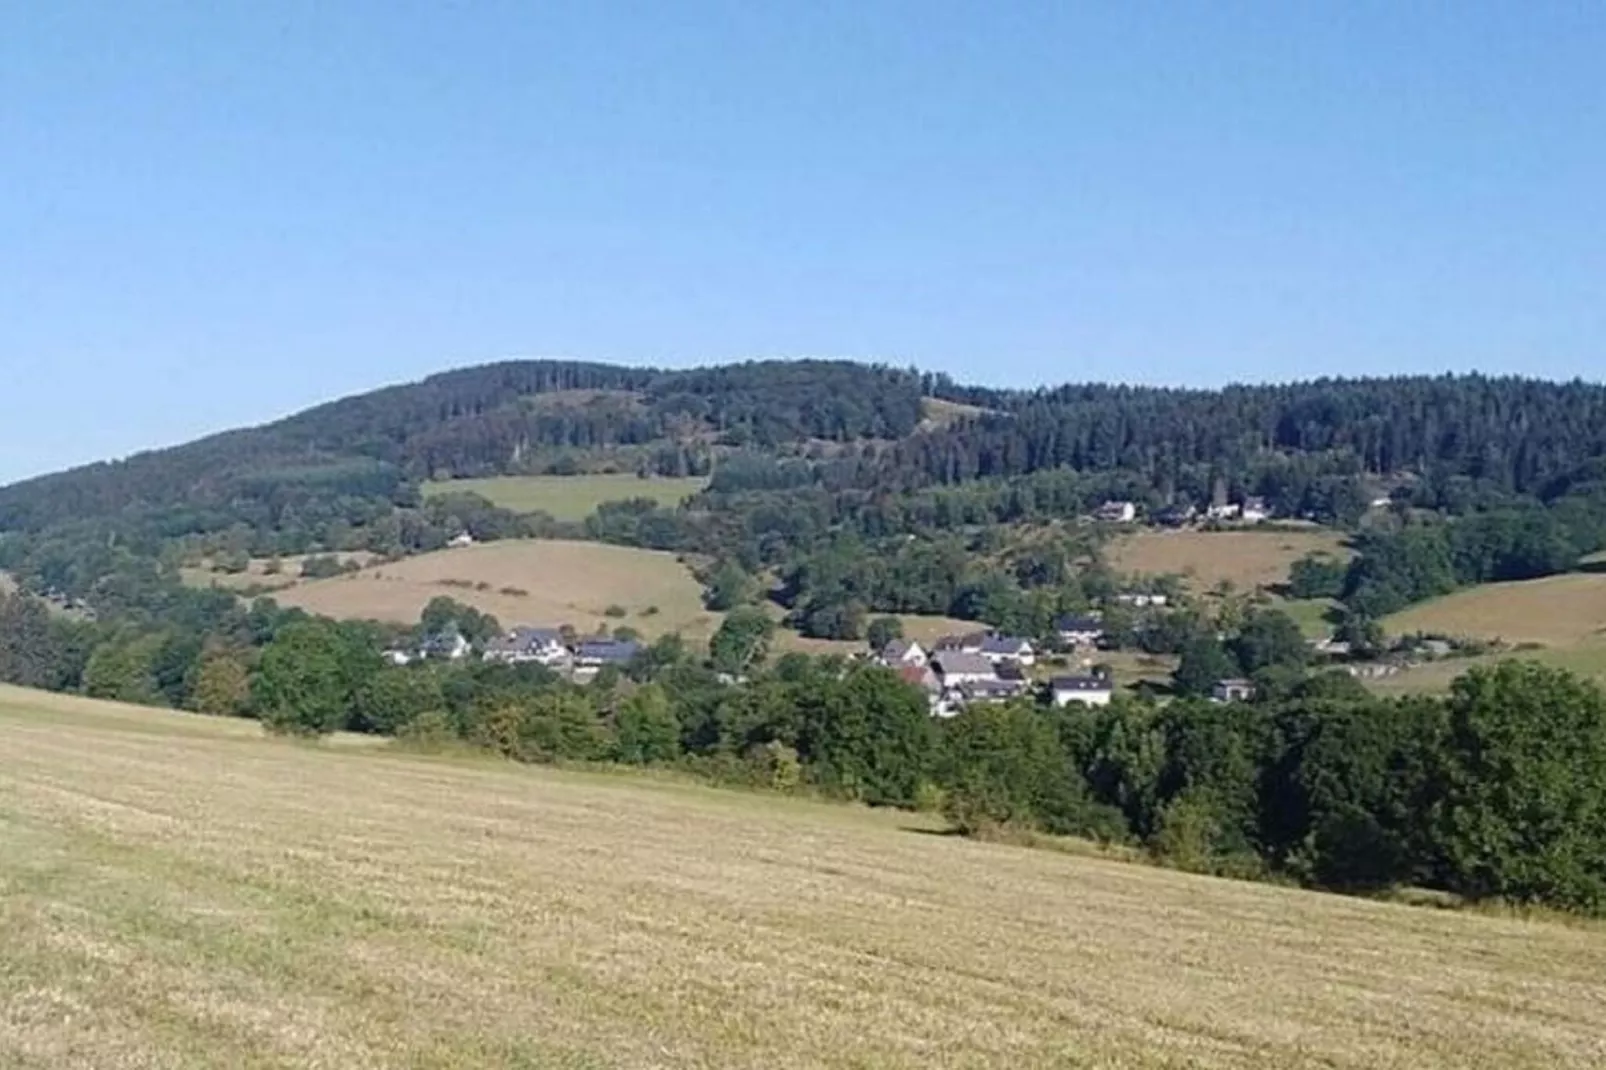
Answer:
[
  {"xmin": 3, "ymin": 688, "xmax": 1603, "ymax": 1069},
  {"xmin": 1108, "ymin": 529, "xmax": 1350, "ymax": 592},
  {"xmin": 273, "ymin": 539, "xmax": 720, "ymax": 640}
]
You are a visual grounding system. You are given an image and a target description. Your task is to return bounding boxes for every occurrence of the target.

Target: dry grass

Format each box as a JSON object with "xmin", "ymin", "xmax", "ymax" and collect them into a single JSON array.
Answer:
[
  {"xmin": 1108, "ymin": 529, "xmax": 1350, "ymax": 592},
  {"xmin": 272, "ymin": 539, "xmax": 719, "ymax": 640},
  {"xmin": 0, "ymin": 570, "xmax": 15, "ymax": 596},
  {"xmin": 421, "ymin": 474, "xmax": 709, "ymax": 521},
  {"xmin": 1385, "ymin": 572, "xmax": 1606, "ymax": 648},
  {"xmin": 3, "ymin": 687, "xmax": 1604, "ymax": 1068},
  {"xmin": 918, "ymin": 397, "xmax": 991, "ymax": 430}
]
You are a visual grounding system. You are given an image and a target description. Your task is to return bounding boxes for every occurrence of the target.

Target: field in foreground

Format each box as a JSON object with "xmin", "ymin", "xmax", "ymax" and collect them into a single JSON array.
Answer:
[
  {"xmin": 3, "ymin": 688, "xmax": 1604, "ymax": 1069},
  {"xmin": 421, "ymin": 474, "xmax": 709, "ymax": 521},
  {"xmin": 272, "ymin": 539, "xmax": 719, "ymax": 641}
]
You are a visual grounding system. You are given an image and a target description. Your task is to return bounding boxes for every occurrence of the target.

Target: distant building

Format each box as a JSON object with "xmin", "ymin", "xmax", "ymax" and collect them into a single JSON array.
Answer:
[
  {"xmin": 877, "ymin": 638, "xmax": 929, "ymax": 668},
  {"xmin": 978, "ymin": 634, "xmax": 1035, "ymax": 667},
  {"xmin": 447, "ymin": 532, "xmax": 475, "ymax": 548},
  {"xmin": 1240, "ymin": 497, "xmax": 1271, "ymax": 523},
  {"xmin": 1211, "ymin": 678, "xmax": 1256, "ymax": 703},
  {"xmin": 1055, "ymin": 614, "xmax": 1105, "ymax": 648},
  {"xmin": 932, "ymin": 651, "xmax": 997, "ymax": 689},
  {"xmin": 1051, "ymin": 675, "xmax": 1114, "ymax": 707},
  {"xmin": 933, "ymin": 632, "xmax": 989, "ymax": 656},
  {"xmin": 574, "ymin": 638, "xmax": 640, "ymax": 668},
  {"xmin": 1114, "ymin": 592, "xmax": 1168, "ymax": 608},
  {"xmin": 1206, "ymin": 502, "xmax": 1241, "ymax": 521},
  {"xmin": 1095, "ymin": 500, "xmax": 1137, "ymax": 524},
  {"xmin": 420, "ymin": 631, "xmax": 472, "ymax": 661},
  {"xmin": 483, "ymin": 626, "xmax": 570, "ymax": 667},
  {"xmin": 1156, "ymin": 503, "xmax": 1198, "ymax": 528}
]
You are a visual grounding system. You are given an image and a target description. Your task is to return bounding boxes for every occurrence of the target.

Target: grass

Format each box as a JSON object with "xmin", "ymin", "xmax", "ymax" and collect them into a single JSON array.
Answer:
[
  {"xmin": 422, "ymin": 474, "xmax": 709, "ymax": 521},
  {"xmin": 1279, "ymin": 597, "xmax": 1339, "ymax": 639},
  {"xmin": 1107, "ymin": 529, "xmax": 1350, "ymax": 593},
  {"xmin": 273, "ymin": 539, "xmax": 719, "ymax": 641},
  {"xmin": 4, "ymin": 687, "xmax": 1606, "ymax": 1068},
  {"xmin": 1360, "ymin": 572, "xmax": 1606, "ymax": 694},
  {"xmin": 1384, "ymin": 572, "xmax": 1606, "ymax": 648}
]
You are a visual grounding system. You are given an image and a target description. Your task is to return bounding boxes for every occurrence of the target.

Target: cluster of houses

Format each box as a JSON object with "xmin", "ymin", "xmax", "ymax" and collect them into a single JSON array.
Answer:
[
  {"xmin": 1094, "ymin": 497, "xmax": 1273, "ymax": 527},
  {"xmin": 388, "ymin": 625, "xmax": 641, "ymax": 683},
  {"xmin": 873, "ymin": 628, "xmax": 1114, "ymax": 717}
]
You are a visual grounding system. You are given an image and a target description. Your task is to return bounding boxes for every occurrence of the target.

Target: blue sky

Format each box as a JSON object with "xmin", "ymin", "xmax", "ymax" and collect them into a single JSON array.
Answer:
[{"xmin": 2, "ymin": 2, "xmax": 1602, "ymax": 484}]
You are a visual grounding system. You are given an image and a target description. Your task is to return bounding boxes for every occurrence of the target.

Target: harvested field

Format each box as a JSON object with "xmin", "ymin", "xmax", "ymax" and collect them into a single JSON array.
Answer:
[
  {"xmin": 3, "ymin": 687, "xmax": 1604, "ymax": 1069},
  {"xmin": 1108, "ymin": 529, "xmax": 1350, "ymax": 592},
  {"xmin": 1384, "ymin": 572, "xmax": 1606, "ymax": 647},
  {"xmin": 422, "ymin": 474, "xmax": 709, "ymax": 521},
  {"xmin": 273, "ymin": 539, "xmax": 718, "ymax": 640}
]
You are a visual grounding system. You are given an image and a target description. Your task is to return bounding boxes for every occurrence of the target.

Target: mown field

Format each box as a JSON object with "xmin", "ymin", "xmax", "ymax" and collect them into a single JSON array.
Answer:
[
  {"xmin": 2, "ymin": 688, "xmax": 1604, "ymax": 1069},
  {"xmin": 1107, "ymin": 528, "xmax": 1350, "ymax": 592},
  {"xmin": 421, "ymin": 474, "xmax": 709, "ymax": 521},
  {"xmin": 272, "ymin": 539, "xmax": 720, "ymax": 642},
  {"xmin": 1372, "ymin": 572, "xmax": 1606, "ymax": 693}
]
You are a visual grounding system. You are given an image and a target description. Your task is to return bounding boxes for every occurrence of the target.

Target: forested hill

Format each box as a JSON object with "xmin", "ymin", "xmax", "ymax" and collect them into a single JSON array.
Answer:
[
  {"xmin": 0, "ymin": 360, "xmax": 926, "ymax": 533},
  {"xmin": 4, "ymin": 360, "xmax": 1606, "ymax": 543}
]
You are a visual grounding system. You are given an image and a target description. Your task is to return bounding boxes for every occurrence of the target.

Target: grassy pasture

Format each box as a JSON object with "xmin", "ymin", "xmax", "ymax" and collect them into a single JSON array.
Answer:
[
  {"xmin": 1369, "ymin": 572, "xmax": 1606, "ymax": 694},
  {"xmin": 1107, "ymin": 528, "xmax": 1350, "ymax": 593},
  {"xmin": 3, "ymin": 687, "xmax": 1605, "ymax": 1068},
  {"xmin": 272, "ymin": 539, "xmax": 719, "ymax": 640},
  {"xmin": 422, "ymin": 473, "xmax": 709, "ymax": 521},
  {"xmin": 1384, "ymin": 572, "xmax": 1606, "ymax": 648}
]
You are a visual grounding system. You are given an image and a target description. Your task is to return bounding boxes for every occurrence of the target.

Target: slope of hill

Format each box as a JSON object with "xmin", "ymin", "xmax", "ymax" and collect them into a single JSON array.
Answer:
[
  {"xmin": 421, "ymin": 473, "xmax": 710, "ymax": 521},
  {"xmin": 5, "ymin": 687, "xmax": 1603, "ymax": 1070},
  {"xmin": 1384, "ymin": 572, "xmax": 1606, "ymax": 647},
  {"xmin": 271, "ymin": 539, "xmax": 720, "ymax": 640}
]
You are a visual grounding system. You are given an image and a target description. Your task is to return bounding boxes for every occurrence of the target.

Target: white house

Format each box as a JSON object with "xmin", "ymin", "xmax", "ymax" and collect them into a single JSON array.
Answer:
[
  {"xmin": 421, "ymin": 631, "xmax": 472, "ymax": 661},
  {"xmin": 1051, "ymin": 675, "xmax": 1114, "ymax": 707},
  {"xmin": 1095, "ymin": 500, "xmax": 1137, "ymax": 523},
  {"xmin": 1206, "ymin": 502, "xmax": 1241, "ymax": 521},
  {"xmin": 1240, "ymin": 497, "xmax": 1271, "ymax": 523},
  {"xmin": 933, "ymin": 632, "xmax": 989, "ymax": 656},
  {"xmin": 1211, "ymin": 678, "xmax": 1256, "ymax": 703},
  {"xmin": 1114, "ymin": 592, "xmax": 1169, "ymax": 609},
  {"xmin": 1055, "ymin": 614, "xmax": 1105, "ymax": 649},
  {"xmin": 877, "ymin": 638, "xmax": 928, "ymax": 668},
  {"xmin": 447, "ymin": 532, "xmax": 476, "ymax": 549}
]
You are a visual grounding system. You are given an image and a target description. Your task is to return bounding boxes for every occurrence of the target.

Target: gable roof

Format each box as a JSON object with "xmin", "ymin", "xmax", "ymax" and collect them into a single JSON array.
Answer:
[
  {"xmin": 978, "ymin": 634, "xmax": 1032, "ymax": 655},
  {"xmin": 1055, "ymin": 614, "xmax": 1104, "ymax": 633},
  {"xmin": 934, "ymin": 630, "xmax": 988, "ymax": 648},
  {"xmin": 575, "ymin": 639, "xmax": 639, "ymax": 663},
  {"xmin": 881, "ymin": 638, "xmax": 922, "ymax": 660},
  {"xmin": 895, "ymin": 664, "xmax": 939, "ymax": 691},
  {"xmin": 933, "ymin": 651, "xmax": 996, "ymax": 678},
  {"xmin": 1050, "ymin": 675, "xmax": 1111, "ymax": 693}
]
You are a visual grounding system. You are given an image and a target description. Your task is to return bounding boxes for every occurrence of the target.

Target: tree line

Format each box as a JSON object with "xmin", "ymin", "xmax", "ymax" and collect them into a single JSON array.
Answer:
[{"xmin": 7, "ymin": 576, "xmax": 1599, "ymax": 917}]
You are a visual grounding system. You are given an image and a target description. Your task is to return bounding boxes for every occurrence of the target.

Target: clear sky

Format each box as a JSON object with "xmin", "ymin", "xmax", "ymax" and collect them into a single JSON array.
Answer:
[{"xmin": 2, "ymin": 2, "xmax": 1602, "ymax": 484}]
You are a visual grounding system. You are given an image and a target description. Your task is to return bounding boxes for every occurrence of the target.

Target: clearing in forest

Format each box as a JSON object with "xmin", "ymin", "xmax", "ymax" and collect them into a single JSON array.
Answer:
[
  {"xmin": 421, "ymin": 473, "xmax": 709, "ymax": 521},
  {"xmin": 1107, "ymin": 528, "xmax": 1350, "ymax": 592},
  {"xmin": 2, "ymin": 687, "xmax": 1603, "ymax": 1069},
  {"xmin": 272, "ymin": 539, "xmax": 717, "ymax": 640}
]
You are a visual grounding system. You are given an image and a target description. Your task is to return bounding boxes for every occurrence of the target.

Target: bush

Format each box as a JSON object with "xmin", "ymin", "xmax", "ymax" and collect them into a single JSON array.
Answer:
[{"xmin": 604, "ymin": 604, "xmax": 628, "ymax": 618}]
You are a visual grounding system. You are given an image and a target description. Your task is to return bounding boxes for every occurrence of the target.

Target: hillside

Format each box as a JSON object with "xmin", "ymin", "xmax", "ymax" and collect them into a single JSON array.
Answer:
[
  {"xmin": 270, "ymin": 540, "xmax": 720, "ymax": 641},
  {"xmin": 1107, "ymin": 528, "xmax": 1350, "ymax": 592},
  {"xmin": 1385, "ymin": 571, "xmax": 1606, "ymax": 647},
  {"xmin": 421, "ymin": 473, "xmax": 709, "ymax": 521},
  {"xmin": 5, "ymin": 687, "xmax": 1604, "ymax": 1070}
]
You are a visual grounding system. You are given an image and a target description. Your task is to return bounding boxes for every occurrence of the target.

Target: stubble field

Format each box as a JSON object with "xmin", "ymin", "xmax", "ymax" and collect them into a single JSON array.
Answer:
[{"xmin": 3, "ymin": 686, "xmax": 1604, "ymax": 1069}]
